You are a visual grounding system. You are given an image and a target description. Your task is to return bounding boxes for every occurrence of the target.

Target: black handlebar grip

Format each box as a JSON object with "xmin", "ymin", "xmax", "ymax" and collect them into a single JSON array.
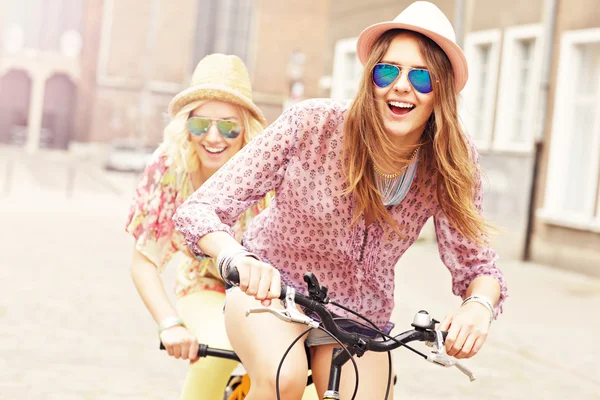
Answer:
[
  {"xmin": 160, "ymin": 342, "xmax": 209, "ymax": 358},
  {"xmin": 279, "ymin": 285, "xmax": 287, "ymax": 300},
  {"xmin": 225, "ymin": 267, "xmax": 240, "ymax": 285},
  {"xmin": 224, "ymin": 266, "xmax": 287, "ymax": 300}
]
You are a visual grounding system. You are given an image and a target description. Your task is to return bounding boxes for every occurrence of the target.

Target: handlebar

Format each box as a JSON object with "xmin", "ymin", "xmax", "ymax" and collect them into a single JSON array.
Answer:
[
  {"xmin": 158, "ymin": 267, "xmax": 474, "ymax": 383},
  {"xmin": 159, "ymin": 342, "xmax": 240, "ymax": 362},
  {"xmin": 225, "ymin": 267, "xmax": 447, "ymax": 352}
]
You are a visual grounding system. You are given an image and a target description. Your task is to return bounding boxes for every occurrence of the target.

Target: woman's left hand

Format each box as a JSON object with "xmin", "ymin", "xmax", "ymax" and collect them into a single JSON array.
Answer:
[{"xmin": 438, "ymin": 302, "xmax": 492, "ymax": 359}]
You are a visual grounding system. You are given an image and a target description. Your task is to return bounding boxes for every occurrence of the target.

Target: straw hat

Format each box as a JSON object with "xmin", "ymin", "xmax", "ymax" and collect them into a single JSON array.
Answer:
[
  {"xmin": 356, "ymin": 1, "xmax": 468, "ymax": 93},
  {"xmin": 168, "ymin": 53, "xmax": 267, "ymax": 127}
]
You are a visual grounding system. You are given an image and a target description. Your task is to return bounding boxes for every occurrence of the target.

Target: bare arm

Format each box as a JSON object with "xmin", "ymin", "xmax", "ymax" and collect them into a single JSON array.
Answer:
[
  {"xmin": 130, "ymin": 246, "xmax": 199, "ymax": 362},
  {"xmin": 439, "ymin": 274, "xmax": 502, "ymax": 359},
  {"xmin": 195, "ymin": 231, "xmax": 281, "ymax": 306},
  {"xmin": 195, "ymin": 231, "xmax": 245, "ymax": 259},
  {"xmin": 130, "ymin": 246, "xmax": 177, "ymax": 324},
  {"xmin": 465, "ymin": 275, "xmax": 501, "ymax": 305}
]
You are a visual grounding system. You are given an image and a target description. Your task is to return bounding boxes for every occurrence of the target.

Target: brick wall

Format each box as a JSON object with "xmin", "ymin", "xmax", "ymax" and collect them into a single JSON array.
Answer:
[{"xmin": 86, "ymin": 0, "xmax": 332, "ymax": 144}]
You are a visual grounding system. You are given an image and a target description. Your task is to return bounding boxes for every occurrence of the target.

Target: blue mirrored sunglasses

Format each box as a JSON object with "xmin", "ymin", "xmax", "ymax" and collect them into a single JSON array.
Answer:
[{"xmin": 372, "ymin": 63, "xmax": 434, "ymax": 94}]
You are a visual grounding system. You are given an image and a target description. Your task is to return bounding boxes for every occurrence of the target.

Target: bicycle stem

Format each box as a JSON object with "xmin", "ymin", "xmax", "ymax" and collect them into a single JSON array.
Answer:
[{"xmin": 323, "ymin": 347, "xmax": 357, "ymax": 400}]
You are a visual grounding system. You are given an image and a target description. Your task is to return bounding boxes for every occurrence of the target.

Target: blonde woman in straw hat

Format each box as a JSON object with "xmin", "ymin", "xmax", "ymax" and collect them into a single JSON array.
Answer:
[
  {"xmin": 126, "ymin": 53, "xmax": 290, "ymax": 400},
  {"xmin": 174, "ymin": 2, "xmax": 508, "ymax": 398}
]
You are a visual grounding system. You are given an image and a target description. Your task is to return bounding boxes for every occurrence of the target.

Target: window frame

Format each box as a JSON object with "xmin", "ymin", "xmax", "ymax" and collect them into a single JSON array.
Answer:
[
  {"xmin": 330, "ymin": 37, "xmax": 362, "ymax": 100},
  {"xmin": 493, "ymin": 24, "xmax": 544, "ymax": 153},
  {"xmin": 192, "ymin": 0, "xmax": 254, "ymax": 70},
  {"xmin": 461, "ymin": 29, "xmax": 502, "ymax": 151},
  {"xmin": 538, "ymin": 28, "xmax": 600, "ymax": 232}
]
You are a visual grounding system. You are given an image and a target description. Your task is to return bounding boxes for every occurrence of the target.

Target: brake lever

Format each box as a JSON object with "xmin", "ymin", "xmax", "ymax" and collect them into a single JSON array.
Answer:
[
  {"xmin": 427, "ymin": 353, "xmax": 476, "ymax": 381},
  {"xmin": 246, "ymin": 287, "xmax": 320, "ymax": 329},
  {"xmin": 425, "ymin": 330, "xmax": 476, "ymax": 382}
]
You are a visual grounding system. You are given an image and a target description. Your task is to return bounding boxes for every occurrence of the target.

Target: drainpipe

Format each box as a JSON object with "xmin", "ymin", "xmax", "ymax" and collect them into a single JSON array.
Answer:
[
  {"xmin": 522, "ymin": 0, "xmax": 559, "ymax": 261},
  {"xmin": 453, "ymin": 0, "xmax": 465, "ymax": 47}
]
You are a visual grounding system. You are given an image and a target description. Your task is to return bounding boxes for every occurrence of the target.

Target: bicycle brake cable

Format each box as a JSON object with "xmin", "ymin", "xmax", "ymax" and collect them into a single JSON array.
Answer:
[
  {"xmin": 330, "ymin": 302, "xmax": 429, "ymax": 358},
  {"xmin": 276, "ymin": 326, "xmax": 360, "ymax": 400}
]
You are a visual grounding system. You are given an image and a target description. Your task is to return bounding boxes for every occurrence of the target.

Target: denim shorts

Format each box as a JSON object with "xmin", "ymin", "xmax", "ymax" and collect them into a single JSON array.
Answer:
[{"xmin": 304, "ymin": 318, "xmax": 386, "ymax": 347}]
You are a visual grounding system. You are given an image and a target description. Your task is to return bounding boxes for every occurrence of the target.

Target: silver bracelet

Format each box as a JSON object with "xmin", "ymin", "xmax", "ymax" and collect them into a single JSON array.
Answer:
[
  {"xmin": 216, "ymin": 247, "xmax": 245, "ymax": 278},
  {"xmin": 157, "ymin": 316, "xmax": 185, "ymax": 335},
  {"xmin": 216, "ymin": 246, "xmax": 260, "ymax": 284},
  {"xmin": 461, "ymin": 295, "xmax": 495, "ymax": 322}
]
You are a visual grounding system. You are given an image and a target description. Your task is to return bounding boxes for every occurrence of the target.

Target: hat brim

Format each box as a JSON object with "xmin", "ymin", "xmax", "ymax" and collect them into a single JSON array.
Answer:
[
  {"xmin": 168, "ymin": 84, "xmax": 268, "ymax": 127},
  {"xmin": 356, "ymin": 22, "xmax": 468, "ymax": 93}
]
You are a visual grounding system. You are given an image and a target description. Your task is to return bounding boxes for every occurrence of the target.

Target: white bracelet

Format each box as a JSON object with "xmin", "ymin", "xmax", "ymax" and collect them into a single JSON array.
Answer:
[
  {"xmin": 157, "ymin": 316, "xmax": 185, "ymax": 335},
  {"xmin": 461, "ymin": 295, "xmax": 495, "ymax": 322}
]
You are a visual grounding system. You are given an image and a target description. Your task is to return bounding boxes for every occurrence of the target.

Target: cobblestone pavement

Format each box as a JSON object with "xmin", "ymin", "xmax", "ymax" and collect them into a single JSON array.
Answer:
[{"xmin": 1, "ymin": 155, "xmax": 599, "ymax": 399}]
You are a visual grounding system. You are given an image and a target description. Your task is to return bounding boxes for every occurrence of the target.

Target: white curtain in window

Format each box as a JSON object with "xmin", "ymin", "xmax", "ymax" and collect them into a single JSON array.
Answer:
[
  {"xmin": 6, "ymin": 0, "xmax": 84, "ymax": 51},
  {"xmin": 511, "ymin": 39, "xmax": 534, "ymax": 143},
  {"xmin": 194, "ymin": 0, "xmax": 253, "ymax": 67},
  {"xmin": 461, "ymin": 30, "xmax": 501, "ymax": 149},
  {"xmin": 343, "ymin": 51, "xmax": 361, "ymax": 99},
  {"xmin": 331, "ymin": 38, "xmax": 362, "ymax": 100},
  {"xmin": 561, "ymin": 42, "xmax": 600, "ymax": 216},
  {"xmin": 473, "ymin": 44, "xmax": 491, "ymax": 139},
  {"xmin": 8, "ymin": 0, "xmax": 43, "ymax": 49}
]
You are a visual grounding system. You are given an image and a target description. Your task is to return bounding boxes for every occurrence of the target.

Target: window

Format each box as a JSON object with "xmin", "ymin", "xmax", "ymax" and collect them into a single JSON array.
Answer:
[
  {"xmin": 5, "ymin": 0, "xmax": 84, "ymax": 51},
  {"xmin": 539, "ymin": 29, "xmax": 600, "ymax": 231},
  {"xmin": 330, "ymin": 38, "xmax": 363, "ymax": 100},
  {"xmin": 494, "ymin": 25, "xmax": 543, "ymax": 152},
  {"xmin": 192, "ymin": 0, "xmax": 253, "ymax": 69},
  {"xmin": 6, "ymin": 0, "xmax": 42, "ymax": 49},
  {"xmin": 461, "ymin": 30, "xmax": 502, "ymax": 150}
]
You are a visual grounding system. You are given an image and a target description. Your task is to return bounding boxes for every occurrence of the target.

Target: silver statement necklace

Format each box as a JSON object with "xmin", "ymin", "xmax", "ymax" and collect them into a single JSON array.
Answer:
[{"xmin": 373, "ymin": 147, "xmax": 420, "ymax": 206}]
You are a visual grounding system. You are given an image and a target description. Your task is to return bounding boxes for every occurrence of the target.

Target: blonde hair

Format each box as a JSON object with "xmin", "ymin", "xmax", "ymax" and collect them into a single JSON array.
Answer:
[
  {"xmin": 159, "ymin": 99, "xmax": 265, "ymax": 174},
  {"xmin": 342, "ymin": 29, "xmax": 491, "ymax": 243}
]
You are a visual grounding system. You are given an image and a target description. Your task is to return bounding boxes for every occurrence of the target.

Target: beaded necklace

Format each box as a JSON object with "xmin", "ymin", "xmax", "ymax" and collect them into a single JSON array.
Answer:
[{"xmin": 373, "ymin": 147, "xmax": 420, "ymax": 206}]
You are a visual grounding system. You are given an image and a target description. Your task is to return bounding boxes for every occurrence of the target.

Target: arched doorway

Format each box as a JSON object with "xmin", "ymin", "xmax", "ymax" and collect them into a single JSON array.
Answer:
[
  {"xmin": 0, "ymin": 70, "xmax": 32, "ymax": 146},
  {"xmin": 42, "ymin": 74, "xmax": 76, "ymax": 149}
]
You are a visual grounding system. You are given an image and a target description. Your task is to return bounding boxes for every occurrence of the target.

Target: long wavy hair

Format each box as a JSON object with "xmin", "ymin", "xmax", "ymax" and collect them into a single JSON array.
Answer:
[
  {"xmin": 342, "ymin": 29, "xmax": 491, "ymax": 243},
  {"xmin": 159, "ymin": 99, "xmax": 265, "ymax": 174}
]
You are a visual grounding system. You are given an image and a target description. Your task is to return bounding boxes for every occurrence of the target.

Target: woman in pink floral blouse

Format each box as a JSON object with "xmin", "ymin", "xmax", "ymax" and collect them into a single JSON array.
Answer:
[
  {"xmin": 126, "ymin": 54, "xmax": 276, "ymax": 400},
  {"xmin": 173, "ymin": 3, "xmax": 508, "ymax": 399}
]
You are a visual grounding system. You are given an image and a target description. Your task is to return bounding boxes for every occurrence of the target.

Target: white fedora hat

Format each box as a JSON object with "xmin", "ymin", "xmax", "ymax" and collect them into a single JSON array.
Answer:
[{"xmin": 356, "ymin": 1, "xmax": 468, "ymax": 93}]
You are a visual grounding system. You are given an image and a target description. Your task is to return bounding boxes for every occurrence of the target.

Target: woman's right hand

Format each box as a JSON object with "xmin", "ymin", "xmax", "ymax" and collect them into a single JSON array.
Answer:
[
  {"xmin": 233, "ymin": 256, "xmax": 281, "ymax": 306},
  {"xmin": 159, "ymin": 325, "xmax": 199, "ymax": 363}
]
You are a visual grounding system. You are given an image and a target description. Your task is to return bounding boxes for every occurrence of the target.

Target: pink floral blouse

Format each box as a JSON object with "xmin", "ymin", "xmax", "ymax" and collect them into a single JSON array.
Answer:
[
  {"xmin": 126, "ymin": 150, "xmax": 271, "ymax": 298},
  {"xmin": 173, "ymin": 99, "xmax": 508, "ymax": 329}
]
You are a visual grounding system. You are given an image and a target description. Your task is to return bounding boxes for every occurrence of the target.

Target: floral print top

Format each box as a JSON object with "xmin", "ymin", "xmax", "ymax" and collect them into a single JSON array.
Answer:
[
  {"xmin": 173, "ymin": 99, "xmax": 508, "ymax": 329},
  {"xmin": 126, "ymin": 150, "xmax": 271, "ymax": 298}
]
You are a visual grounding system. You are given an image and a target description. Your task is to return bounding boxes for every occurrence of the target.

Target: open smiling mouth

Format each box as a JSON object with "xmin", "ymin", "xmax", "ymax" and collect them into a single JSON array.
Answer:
[
  {"xmin": 203, "ymin": 145, "xmax": 227, "ymax": 154},
  {"xmin": 388, "ymin": 101, "xmax": 415, "ymax": 116}
]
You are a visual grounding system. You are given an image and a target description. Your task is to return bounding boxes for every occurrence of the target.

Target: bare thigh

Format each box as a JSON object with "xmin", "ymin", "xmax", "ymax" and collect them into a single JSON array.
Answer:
[
  {"xmin": 224, "ymin": 288, "xmax": 310, "ymax": 399},
  {"xmin": 310, "ymin": 343, "xmax": 394, "ymax": 399}
]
